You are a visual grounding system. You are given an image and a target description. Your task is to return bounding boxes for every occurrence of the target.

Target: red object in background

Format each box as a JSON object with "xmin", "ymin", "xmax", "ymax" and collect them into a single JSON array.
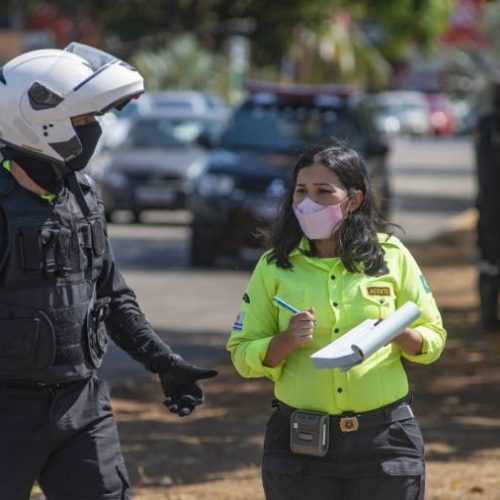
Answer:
[
  {"xmin": 442, "ymin": 0, "xmax": 487, "ymax": 47},
  {"xmin": 26, "ymin": 2, "xmax": 75, "ymax": 48},
  {"xmin": 426, "ymin": 93, "xmax": 456, "ymax": 136}
]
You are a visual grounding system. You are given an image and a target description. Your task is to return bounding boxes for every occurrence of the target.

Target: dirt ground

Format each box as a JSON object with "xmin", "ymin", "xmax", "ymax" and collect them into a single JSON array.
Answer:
[{"xmin": 111, "ymin": 219, "xmax": 500, "ymax": 500}]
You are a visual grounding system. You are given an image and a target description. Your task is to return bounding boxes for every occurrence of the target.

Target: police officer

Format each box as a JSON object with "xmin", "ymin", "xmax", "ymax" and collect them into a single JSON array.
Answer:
[
  {"xmin": 227, "ymin": 141, "xmax": 446, "ymax": 500},
  {"xmin": 0, "ymin": 43, "xmax": 217, "ymax": 499},
  {"xmin": 474, "ymin": 81, "xmax": 500, "ymax": 332}
]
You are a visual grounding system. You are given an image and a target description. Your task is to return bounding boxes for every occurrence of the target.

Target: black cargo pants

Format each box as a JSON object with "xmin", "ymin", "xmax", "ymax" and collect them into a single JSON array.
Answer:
[
  {"xmin": 262, "ymin": 398, "xmax": 425, "ymax": 500},
  {"xmin": 0, "ymin": 376, "xmax": 130, "ymax": 500}
]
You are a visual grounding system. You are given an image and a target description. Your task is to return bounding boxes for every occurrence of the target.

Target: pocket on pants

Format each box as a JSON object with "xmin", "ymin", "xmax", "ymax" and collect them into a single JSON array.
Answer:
[
  {"xmin": 263, "ymin": 411, "xmax": 303, "ymax": 474},
  {"xmin": 390, "ymin": 418, "xmax": 425, "ymax": 456},
  {"xmin": 377, "ymin": 464, "xmax": 424, "ymax": 500},
  {"xmin": 376, "ymin": 418, "xmax": 425, "ymax": 499},
  {"xmin": 264, "ymin": 411, "xmax": 290, "ymax": 454}
]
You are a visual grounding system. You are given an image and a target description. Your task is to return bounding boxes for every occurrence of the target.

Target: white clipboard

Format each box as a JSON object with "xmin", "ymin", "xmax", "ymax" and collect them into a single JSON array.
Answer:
[{"xmin": 311, "ymin": 301, "xmax": 421, "ymax": 371}]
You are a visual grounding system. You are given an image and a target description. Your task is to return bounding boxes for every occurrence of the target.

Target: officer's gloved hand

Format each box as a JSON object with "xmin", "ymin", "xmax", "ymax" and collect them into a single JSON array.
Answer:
[{"xmin": 159, "ymin": 354, "xmax": 218, "ymax": 417}]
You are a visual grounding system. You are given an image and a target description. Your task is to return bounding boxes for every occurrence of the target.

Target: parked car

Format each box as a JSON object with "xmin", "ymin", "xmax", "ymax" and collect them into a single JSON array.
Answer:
[
  {"xmin": 369, "ymin": 91, "xmax": 430, "ymax": 136},
  {"xmin": 148, "ymin": 90, "xmax": 229, "ymax": 118},
  {"xmin": 100, "ymin": 91, "xmax": 229, "ymax": 150},
  {"xmin": 187, "ymin": 81, "xmax": 390, "ymax": 267},
  {"xmin": 90, "ymin": 110, "xmax": 227, "ymax": 222}
]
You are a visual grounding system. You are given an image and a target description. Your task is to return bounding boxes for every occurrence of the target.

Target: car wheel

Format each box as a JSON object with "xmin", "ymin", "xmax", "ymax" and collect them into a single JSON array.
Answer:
[{"xmin": 190, "ymin": 226, "xmax": 216, "ymax": 267}]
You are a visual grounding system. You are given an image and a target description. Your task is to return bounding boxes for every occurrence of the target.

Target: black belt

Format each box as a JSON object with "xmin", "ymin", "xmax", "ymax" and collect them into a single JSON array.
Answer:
[
  {"xmin": 273, "ymin": 396, "xmax": 414, "ymax": 433},
  {"xmin": 0, "ymin": 379, "xmax": 83, "ymax": 396}
]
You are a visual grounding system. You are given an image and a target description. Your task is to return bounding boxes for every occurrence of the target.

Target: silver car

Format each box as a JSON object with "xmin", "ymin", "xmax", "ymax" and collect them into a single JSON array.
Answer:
[
  {"xmin": 90, "ymin": 111, "xmax": 226, "ymax": 222},
  {"xmin": 370, "ymin": 91, "xmax": 430, "ymax": 136}
]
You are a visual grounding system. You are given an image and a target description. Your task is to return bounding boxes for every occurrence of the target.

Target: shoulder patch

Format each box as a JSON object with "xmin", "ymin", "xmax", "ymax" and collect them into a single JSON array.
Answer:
[{"xmin": 232, "ymin": 311, "xmax": 245, "ymax": 332}]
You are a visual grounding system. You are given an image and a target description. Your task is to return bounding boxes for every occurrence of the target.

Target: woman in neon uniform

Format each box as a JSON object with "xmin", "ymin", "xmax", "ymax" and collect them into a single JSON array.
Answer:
[{"xmin": 227, "ymin": 140, "xmax": 446, "ymax": 500}]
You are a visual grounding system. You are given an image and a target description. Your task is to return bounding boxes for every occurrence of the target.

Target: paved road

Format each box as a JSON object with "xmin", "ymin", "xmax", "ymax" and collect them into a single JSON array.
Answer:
[
  {"xmin": 99, "ymin": 136, "xmax": 476, "ymax": 385},
  {"xmin": 389, "ymin": 136, "xmax": 475, "ymax": 244}
]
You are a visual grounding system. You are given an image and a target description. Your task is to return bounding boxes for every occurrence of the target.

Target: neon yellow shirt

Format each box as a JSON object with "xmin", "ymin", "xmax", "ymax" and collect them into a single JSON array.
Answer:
[
  {"xmin": 2, "ymin": 160, "xmax": 57, "ymax": 202},
  {"xmin": 227, "ymin": 234, "xmax": 447, "ymax": 414}
]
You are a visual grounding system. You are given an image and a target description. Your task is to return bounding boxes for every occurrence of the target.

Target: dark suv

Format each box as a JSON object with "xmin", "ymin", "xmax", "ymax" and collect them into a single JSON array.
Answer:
[{"xmin": 188, "ymin": 82, "xmax": 390, "ymax": 267}]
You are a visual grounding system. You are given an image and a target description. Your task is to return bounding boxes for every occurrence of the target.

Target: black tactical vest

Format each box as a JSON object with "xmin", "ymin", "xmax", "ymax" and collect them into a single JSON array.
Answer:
[{"xmin": 0, "ymin": 167, "xmax": 109, "ymax": 382}]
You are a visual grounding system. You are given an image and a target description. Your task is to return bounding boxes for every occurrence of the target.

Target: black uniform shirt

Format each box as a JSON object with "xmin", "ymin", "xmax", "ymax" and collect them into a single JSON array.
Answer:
[
  {"xmin": 0, "ymin": 207, "xmax": 6, "ymax": 273},
  {"xmin": 0, "ymin": 177, "xmax": 173, "ymax": 373}
]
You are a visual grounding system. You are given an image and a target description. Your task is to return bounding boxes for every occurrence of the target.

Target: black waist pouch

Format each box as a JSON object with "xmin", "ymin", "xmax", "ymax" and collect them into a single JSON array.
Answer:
[
  {"xmin": 290, "ymin": 409, "xmax": 330, "ymax": 457},
  {"xmin": 0, "ymin": 316, "xmax": 55, "ymax": 373}
]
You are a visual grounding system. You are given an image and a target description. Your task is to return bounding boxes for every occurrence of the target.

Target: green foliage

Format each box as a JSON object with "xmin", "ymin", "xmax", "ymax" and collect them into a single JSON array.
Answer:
[
  {"xmin": 131, "ymin": 33, "xmax": 229, "ymax": 95},
  {"xmin": 113, "ymin": 0, "xmax": 454, "ymax": 91},
  {"xmin": 285, "ymin": 15, "xmax": 390, "ymax": 90},
  {"xmin": 208, "ymin": 0, "xmax": 337, "ymax": 66},
  {"xmin": 342, "ymin": 0, "xmax": 456, "ymax": 59},
  {"xmin": 481, "ymin": 1, "xmax": 500, "ymax": 57},
  {"xmin": 3, "ymin": 0, "xmax": 455, "ymax": 89},
  {"xmin": 97, "ymin": 0, "xmax": 174, "ymax": 41}
]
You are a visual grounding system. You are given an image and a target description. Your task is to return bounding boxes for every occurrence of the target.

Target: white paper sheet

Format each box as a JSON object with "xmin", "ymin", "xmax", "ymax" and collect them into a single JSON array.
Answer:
[{"xmin": 311, "ymin": 302, "xmax": 421, "ymax": 371}]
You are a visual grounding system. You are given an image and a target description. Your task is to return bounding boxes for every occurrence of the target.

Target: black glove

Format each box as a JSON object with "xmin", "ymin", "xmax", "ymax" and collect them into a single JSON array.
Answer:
[{"xmin": 159, "ymin": 354, "xmax": 218, "ymax": 417}]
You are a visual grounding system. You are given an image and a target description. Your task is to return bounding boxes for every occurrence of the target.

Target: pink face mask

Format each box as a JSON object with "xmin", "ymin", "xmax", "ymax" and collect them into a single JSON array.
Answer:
[{"xmin": 292, "ymin": 197, "xmax": 347, "ymax": 240}]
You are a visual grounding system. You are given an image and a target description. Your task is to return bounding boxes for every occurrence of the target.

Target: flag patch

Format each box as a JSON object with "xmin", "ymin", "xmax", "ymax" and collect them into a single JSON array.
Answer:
[{"xmin": 233, "ymin": 311, "xmax": 245, "ymax": 331}]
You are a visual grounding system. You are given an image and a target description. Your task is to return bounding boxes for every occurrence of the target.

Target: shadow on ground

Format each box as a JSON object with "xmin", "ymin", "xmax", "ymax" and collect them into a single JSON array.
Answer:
[{"xmin": 111, "ymin": 227, "xmax": 500, "ymax": 492}]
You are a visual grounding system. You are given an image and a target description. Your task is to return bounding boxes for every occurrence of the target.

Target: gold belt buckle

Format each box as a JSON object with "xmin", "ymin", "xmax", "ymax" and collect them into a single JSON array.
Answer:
[{"xmin": 339, "ymin": 416, "xmax": 359, "ymax": 432}]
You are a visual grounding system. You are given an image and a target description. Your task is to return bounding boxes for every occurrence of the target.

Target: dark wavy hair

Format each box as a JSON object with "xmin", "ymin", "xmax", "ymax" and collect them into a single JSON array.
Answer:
[{"xmin": 264, "ymin": 139, "xmax": 394, "ymax": 274}]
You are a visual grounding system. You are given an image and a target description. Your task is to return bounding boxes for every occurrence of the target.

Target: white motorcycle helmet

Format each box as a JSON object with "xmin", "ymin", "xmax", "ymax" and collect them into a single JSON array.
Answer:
[{"xmin": 0, "ymin": 42, "xmax": 144, "ymax": 165}]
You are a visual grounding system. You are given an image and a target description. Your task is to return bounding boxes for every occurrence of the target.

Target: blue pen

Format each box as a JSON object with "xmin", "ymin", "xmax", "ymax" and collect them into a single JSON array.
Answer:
[
  {"xmin": 272, "ymin": 296, "xmax": 301, "ymax": 314},
  {"xmin": 273, "ymin": 296, "xmax": 316, "ymax": 326}
]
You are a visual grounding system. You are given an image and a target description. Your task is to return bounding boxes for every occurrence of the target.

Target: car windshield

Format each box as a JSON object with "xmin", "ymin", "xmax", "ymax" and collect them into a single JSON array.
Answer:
[
  {"xmin": 120, "ymin": 116, "xmax": 209, "ymax": 149},
  {"xmin": 219, "ymin": 102, "xmax": 361, "ymax": 152}
]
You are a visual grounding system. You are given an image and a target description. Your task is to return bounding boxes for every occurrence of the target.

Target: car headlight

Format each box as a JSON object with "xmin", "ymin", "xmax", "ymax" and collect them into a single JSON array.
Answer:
[{"xmin": 196, "ymin": 173, "xmax": 235, "ymax": 196}]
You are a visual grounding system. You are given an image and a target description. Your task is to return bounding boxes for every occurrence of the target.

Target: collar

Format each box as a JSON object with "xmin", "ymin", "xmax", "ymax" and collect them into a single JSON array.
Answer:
[
  {"xmin": 289, "ymin": 237, "xmax": 312, "ymax": 257},
  {"xmin": 289, "ymin": 233, "xmax": 394, "ymax": 257},
  {"xmin": 2, "ymin": 160, "xmax": 57, "ymax": 202},
  {"xmin": 287, "ymin": 237, "xmax": 343, "ymax": 273}
]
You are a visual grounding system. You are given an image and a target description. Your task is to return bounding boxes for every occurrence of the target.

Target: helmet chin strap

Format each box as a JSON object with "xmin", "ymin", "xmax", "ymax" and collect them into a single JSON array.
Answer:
[{"xmin": 66, "ymin": 172, "xmax": 90, "ymax": 217}]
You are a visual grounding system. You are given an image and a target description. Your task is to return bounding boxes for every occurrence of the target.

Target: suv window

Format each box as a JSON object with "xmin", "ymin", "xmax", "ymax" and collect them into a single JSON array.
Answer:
[{"xmin": 219, "ymin": 102, "xmax": 362, "ymax": 153}]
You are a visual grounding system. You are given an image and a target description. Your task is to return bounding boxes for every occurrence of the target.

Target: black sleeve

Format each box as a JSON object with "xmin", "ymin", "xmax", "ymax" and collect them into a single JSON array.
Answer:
[
  {"xmin": 96, "ymin": 237, "xmax": 174, "ymax": 373},
  {"xmin": 0, "ymin": 203, "xmax": 7, "ymax": 276}
]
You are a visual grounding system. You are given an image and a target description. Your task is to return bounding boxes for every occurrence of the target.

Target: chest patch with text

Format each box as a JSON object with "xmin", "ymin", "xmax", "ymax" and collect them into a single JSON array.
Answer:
[{"xmin": 366, "ymin": 286, "xmax": 391, "ymax": 297}]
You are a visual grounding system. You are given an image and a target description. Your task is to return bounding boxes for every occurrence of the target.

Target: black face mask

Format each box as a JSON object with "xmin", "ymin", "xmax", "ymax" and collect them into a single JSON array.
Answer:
[
  {"xmin": 66, "ymin": 121, "xmax": 102, "ymax": 172},
  {"xmin": 53, "ymin": 121, "xmax": 103, "ymax": 177}
]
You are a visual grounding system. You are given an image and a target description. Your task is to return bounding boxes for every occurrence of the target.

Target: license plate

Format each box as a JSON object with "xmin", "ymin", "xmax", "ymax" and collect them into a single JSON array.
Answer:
[{"xmin": 135, "ymin": 186, "xmax": 176, "ymax": 205}]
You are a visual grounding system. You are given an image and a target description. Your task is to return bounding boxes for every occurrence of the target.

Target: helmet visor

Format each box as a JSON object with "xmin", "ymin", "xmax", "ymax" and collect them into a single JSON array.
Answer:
[
  {"xmin": 64, "ymin": 42, "xmax": 116, "ymax": 72},
  {"xmin": 64, "ymin": 42, "xmax": 121, "ymax": 91}
]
